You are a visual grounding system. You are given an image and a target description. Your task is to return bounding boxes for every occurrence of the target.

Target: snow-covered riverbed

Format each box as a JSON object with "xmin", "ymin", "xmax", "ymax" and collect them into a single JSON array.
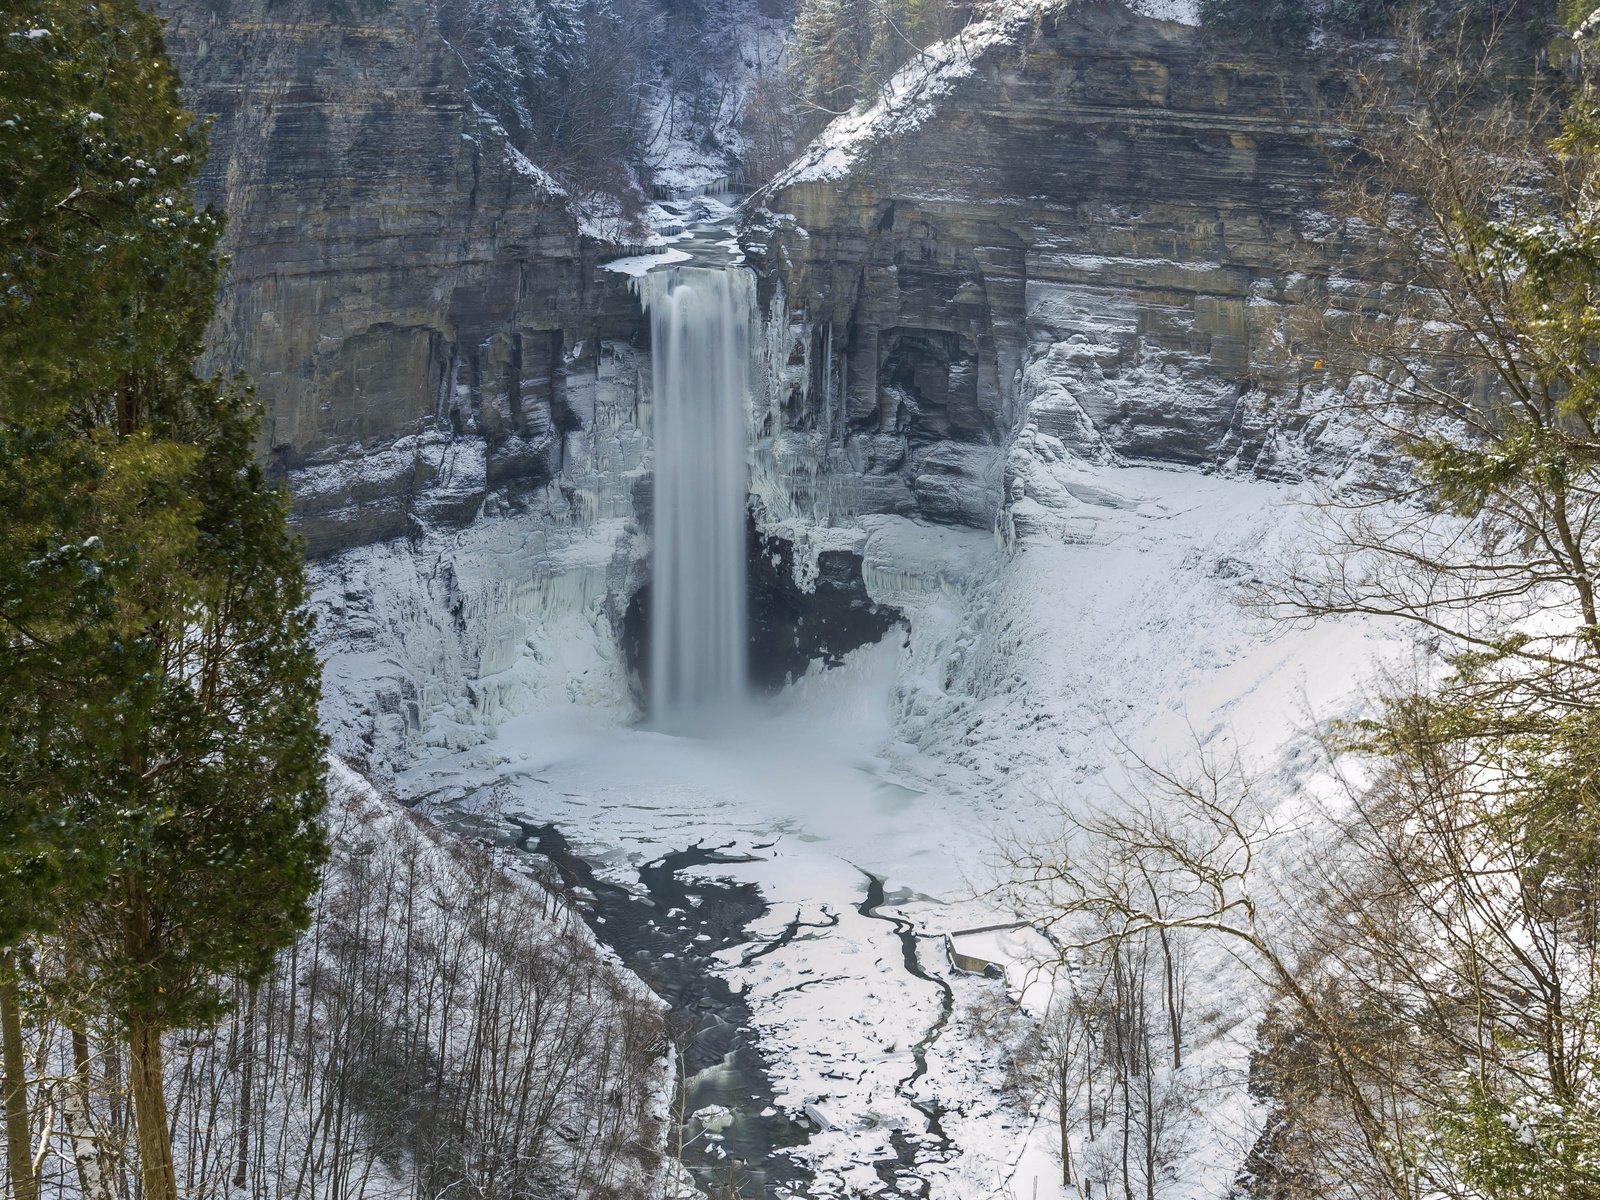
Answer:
[{"xmin": 312, "ymin": 457, "xmax": 1401, "ymax": 1198}]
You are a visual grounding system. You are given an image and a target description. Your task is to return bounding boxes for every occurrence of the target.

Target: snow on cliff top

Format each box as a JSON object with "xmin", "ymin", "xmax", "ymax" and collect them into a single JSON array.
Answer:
[
  {"xmin": 772, "ymin": 0, "xmax": 1042, "ymax": 187},
  {"xmin": 1129, "ymin": 0, "xmax": 1199, "ymax": 24},
  {"xmin": 772, "ymin": 0, "xmax": 1195, "ymax": 188}
]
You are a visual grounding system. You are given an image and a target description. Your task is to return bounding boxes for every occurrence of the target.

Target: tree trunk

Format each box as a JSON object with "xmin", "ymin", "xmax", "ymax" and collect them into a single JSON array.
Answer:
[
  {"xmin": 63, "ymin": 1026, "xmax": 117, "ymax": 1200},
  {"xmin": 1059, "ymin": 1086, "xmax": 1072, "ymax": 1188},
  {"xmin": 1, "ymin": 950, "xmax": 37, "ymax": 1200},
  {"xmin": 1157, "ymin": 926, "xmax": 1181, "ymax": 1069},
  {"xmin": 129, "ymin": 1015, "xmax": 178, "ymax": 1200},
  {"xmin": 234, "ymin": 984, "xmax": 256, "ymax": 1192}
]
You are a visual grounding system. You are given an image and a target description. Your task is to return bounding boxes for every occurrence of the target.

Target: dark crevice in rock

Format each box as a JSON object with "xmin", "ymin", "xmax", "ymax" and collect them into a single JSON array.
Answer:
[{"xmin": 624, "ymin": 511, "xmax": 904, "ymax": 707}]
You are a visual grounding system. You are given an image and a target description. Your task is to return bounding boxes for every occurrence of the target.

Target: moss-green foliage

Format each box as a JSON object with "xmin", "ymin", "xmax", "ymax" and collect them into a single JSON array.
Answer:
[
  {"xmin": 1, "ymin": 0, "xmax": 215, "ymax": 943},
  {"xmin": 0, "ymin": 0, "xmax": 327, "ymax": 1030},
  {"xmin": 1435, "ymin": 1074, "xmax": 1600, "ymax": 1200},
  {"xmin": 1561, "ymin": 0, "xmax": 1600, "ymax": 29}
]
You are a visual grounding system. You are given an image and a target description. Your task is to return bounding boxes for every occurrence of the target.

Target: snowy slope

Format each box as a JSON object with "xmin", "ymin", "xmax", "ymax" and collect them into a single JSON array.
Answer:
[
  {"xmin": 20, "ymin": 760, "xmax": 673, "ymax": 1200},
  {"xmin": 305, "ymin": 427, "xmax": 1406, "ymax": 1196}
]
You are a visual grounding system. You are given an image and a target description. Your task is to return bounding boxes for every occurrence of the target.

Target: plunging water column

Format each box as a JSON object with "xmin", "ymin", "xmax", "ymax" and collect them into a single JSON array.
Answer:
[{"xmin": 639, "ymin": 265, "xmax": 755, "ymax": 731}]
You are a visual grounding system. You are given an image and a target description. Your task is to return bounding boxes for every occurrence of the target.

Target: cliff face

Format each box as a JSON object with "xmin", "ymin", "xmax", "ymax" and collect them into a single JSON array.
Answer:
[
  {"xmin": 743, "ymin": 2, "xmax": 1360, "ymax": 535},
  {"xmin": 156, "ymin": 0, "xmax": 645, "ymax": 555}
]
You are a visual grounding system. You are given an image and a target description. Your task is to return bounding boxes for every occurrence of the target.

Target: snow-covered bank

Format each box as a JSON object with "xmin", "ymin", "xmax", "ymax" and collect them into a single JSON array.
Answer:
[
  {"xmin": 308, "ymin": 437, "xmax": 1403, "ymax": 1195},
  {"xmin": 21, "ymin": 761, "xmax": 672, "ymax": 1200}
]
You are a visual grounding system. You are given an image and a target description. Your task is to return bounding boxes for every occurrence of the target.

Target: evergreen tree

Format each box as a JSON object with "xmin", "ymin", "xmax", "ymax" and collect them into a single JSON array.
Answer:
[
  {"xmin": 791, "ymin": 0, "xmax": 963, "ymax": 121},
  {"xmin": 465, "ymin": 0, "xmax": 584, "ymax": 143},
  {"xmin": 1, "ymin": 3, "xmax": 328, "ymax": 1198},
  {"xmin": 0, "ymin": 0, "xmax": 207, "ymax": 944},
  {"xmin": 793, "ymin": 0, "xmax": 878, "ymax": 113},
  {"xmin": 76, "ymin": 384, "xmax": 328, "ymax": 1200}
]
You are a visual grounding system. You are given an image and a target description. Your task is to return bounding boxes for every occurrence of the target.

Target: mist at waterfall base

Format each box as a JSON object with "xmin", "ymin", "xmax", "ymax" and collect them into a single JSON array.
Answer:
[
  {"xmin": 620, "ymin": 260, "xmax": 939, "ymax": 863},
  {"xmin": 640, "ymin": 265, "xmax": 752, "ymax": 735}
]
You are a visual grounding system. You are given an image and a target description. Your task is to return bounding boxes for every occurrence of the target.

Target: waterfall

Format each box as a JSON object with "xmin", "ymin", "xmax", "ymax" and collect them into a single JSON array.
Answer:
[{"xmin": 639, "ymin": 265, "xmax": 754, "ymax": 731}]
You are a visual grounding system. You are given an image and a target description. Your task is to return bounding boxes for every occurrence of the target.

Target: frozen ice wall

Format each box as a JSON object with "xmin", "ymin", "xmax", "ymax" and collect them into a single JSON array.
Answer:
[{"xmin": 639, "ymin": 265, "xmax": 755, "ymax": 730}]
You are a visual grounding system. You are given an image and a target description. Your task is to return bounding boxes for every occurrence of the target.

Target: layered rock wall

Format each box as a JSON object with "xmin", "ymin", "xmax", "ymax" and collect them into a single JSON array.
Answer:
[
  {"xmin": 156, "ymin": 0, "xmax": 646, "ymax": 554},
  {"xmin": 744, "ymin": 2, "xmax": 1362, "ymax": 534}
]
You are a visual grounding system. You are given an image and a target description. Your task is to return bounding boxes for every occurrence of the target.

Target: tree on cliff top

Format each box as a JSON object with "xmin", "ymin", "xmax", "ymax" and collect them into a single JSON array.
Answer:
[
  {"xmin": 789, "ymin": 0, "xmax": 971, "ymax": 128},
  {"xmin": 1197, "ymin": 0, "xmax": 1559, "ymax": 50},
  {"xmin": 0, "ymin": 3, "xmax": 328, "ymax": 1199}
]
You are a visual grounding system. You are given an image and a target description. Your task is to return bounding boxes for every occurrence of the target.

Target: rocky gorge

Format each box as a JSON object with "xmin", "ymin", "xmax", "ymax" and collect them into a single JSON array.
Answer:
[
  {"xmin": 146, "ymin": 3, "xmax": 1418, "ymax": 1194},
  {"xmin": 6, "ymin": 0, "xmax": 1582, "ymax": 1186},
  {"xmin": 743, "ymin": 0, "xmax": 1374, "ymax": 541},
  {"xmin": 146, "ymin": 0, "xmax": 1399, "ymax": 757},
  {"xmin": 159, "ymin": 0, "xmax": 1376, "ymax": 571}
]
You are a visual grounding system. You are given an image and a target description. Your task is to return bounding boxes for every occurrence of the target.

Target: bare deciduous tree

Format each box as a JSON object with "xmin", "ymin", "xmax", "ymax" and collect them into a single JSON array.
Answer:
[{"xmin": 1, "ymin": 778, "xmax": 671, "ymax": 1200}]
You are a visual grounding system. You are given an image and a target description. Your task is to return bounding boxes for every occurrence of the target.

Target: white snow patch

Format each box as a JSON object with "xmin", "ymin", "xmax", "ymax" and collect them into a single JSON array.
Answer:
[
  {"xmin": 1127, "ymin": 0, "xmax": 1200, "ymax": 24},
  {"xmin": 773, "ymin": 0, "xmax": 1050, "ymax": 187},
  {"xmin": 602, "ymin": 245, "xmax": 693, "ymax": 276}
]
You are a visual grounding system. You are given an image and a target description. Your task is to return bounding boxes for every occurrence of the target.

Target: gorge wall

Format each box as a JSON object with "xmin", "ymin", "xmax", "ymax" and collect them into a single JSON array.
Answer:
[
  {"xmin": 743, "ymin": 1, "xmax": 1365, "ymax": 537},
  {"xmin": 156, "ymin": 0, "xmax": 1370, "ymax": 562},
  {"xmin": 148, "ymin": 0, "xmax": 1387, "ymax": 742},
  {"xmin": 155, "ymin": 0, "xmax": 646, "ymax": 556}
]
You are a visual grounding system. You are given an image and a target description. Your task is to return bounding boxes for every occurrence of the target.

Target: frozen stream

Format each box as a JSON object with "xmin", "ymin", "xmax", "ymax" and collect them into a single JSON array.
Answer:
[
  {"xmin": 406, "ymin": 640, "xmax": 1055, "ymax": 1199},
  {"xmin": 512, "ymin": 819, "xmax": 813, "ymax": 1198},
  {"xmin": 318, "ymin": 403, "xmax": 1409, "ymax": 1197}
]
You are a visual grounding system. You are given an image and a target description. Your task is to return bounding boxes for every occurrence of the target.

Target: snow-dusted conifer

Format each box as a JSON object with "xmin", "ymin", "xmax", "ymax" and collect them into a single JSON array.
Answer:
[{"xmin": 0, "ymin": 4, "xmax": 327, "ymax": 1199}]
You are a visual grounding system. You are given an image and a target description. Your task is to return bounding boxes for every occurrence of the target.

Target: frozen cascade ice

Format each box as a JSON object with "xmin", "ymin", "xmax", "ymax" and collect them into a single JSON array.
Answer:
[{"xmin": 638, "ymin": 264, "xmax": 755, "ymax": 730}]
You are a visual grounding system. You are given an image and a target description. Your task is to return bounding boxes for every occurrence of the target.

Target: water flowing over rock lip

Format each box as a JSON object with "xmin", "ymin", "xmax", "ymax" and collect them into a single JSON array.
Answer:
[
  {"xmin": 602, "ymin": 246, "xmax": 694, "ymax": 276},
  {"xmin": 637, "ymin": 264, "xmax": 758, "ymax": 730}
]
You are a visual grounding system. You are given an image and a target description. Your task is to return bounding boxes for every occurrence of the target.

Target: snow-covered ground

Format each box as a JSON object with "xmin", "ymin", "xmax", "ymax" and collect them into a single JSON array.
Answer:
[{"xmin": 312, "ymin": 435, "xmax": 1402, "ymax": 1196}]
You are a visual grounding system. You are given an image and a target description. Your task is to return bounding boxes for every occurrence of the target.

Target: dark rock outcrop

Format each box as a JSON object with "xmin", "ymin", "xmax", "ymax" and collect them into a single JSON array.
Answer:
[
  {"xmin": 746, "ymin": 526, "xmax": 904, "ymax": 692},
  {"xmin": 622, "ymin": 518, "xmax": 904, "ymax": 706},
  {"xmin": 744, "ymin": 2, "xmax": 1361, "ymax": 532},
  {"xmin": 156, "ymin": 0, "xmax": 646, "ymax": 554}
]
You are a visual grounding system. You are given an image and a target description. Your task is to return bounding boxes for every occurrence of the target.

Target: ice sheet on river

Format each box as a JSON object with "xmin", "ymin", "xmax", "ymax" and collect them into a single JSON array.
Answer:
[{"xmin": 311, "ymin": 455, "xmax": 1403, "ymax": 1198}]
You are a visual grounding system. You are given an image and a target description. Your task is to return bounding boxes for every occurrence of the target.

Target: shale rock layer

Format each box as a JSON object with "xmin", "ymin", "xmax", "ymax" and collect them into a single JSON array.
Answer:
[
  {"xmin": 156, "ymin": 0, "xmax": 643, "ymax": 554},
  {"xmin": 745, "ymin": 2, "xmax": 1359, "ymax": 531}
]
